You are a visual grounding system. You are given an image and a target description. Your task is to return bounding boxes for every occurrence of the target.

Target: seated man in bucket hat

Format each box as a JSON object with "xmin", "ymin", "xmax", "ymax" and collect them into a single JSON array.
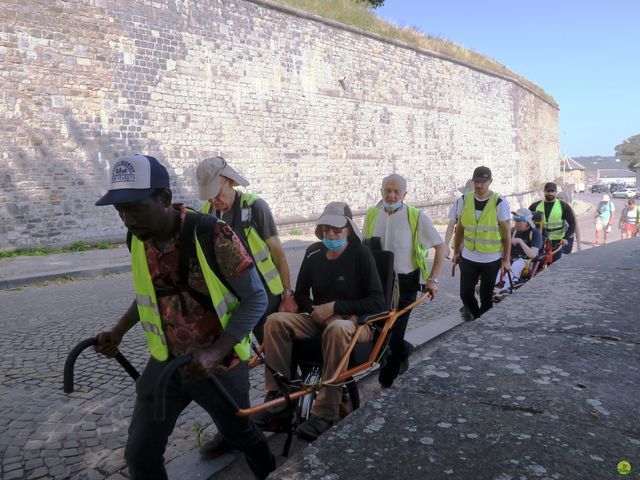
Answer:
[{"xmin": 257, "ymin": 202, "xmax": 385, "ymax": 441}]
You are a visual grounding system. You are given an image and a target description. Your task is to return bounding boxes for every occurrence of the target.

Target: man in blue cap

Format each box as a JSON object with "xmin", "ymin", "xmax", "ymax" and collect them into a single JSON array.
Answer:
[{"xmin": 93, "ymin": 154, "xmax": 275, "ymax": 479}]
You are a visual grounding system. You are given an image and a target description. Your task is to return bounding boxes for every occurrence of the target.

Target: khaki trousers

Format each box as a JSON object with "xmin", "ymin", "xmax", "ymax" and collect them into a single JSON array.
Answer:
[{"xmin": 263, "ymin": 312, "xmax": 374, "ymax": 421}]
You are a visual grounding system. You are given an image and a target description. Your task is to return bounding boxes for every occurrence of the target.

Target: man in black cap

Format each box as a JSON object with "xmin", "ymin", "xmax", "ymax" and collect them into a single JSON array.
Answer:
[
  {"xmin": 528, "ymin": 182, "xmax": 577, "ymax": 262},
  {"xmin": 452, "ymin": 166, "xmax": 511, "ymax": 320},
  {"xmin": 93, "ymin": 154, "xmax": 275, "ymax": 479}
]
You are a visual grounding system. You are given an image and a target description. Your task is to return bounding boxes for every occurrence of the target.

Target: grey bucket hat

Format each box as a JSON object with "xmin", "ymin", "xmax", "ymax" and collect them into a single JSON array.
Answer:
[{"xmin": 314, "ymin": 202, "xmax": 361, "ymax": 240}]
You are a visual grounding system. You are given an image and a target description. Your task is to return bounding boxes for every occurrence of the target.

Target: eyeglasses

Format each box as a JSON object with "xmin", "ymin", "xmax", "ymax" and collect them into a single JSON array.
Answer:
[{"xmin": 320, "ymin": 225, "xmax": 347, "ymax": 234}]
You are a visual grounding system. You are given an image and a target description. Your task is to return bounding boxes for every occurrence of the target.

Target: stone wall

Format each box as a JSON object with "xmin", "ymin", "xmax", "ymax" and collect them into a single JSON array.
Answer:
[{"xmin": 0, "ymin": 0, "xmax": 559, "ymax": 250}]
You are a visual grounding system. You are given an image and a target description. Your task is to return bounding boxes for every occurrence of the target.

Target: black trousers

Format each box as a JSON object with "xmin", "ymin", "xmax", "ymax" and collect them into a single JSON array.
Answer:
[
  {"xmin": 125, "ymin": 359, "xmax": 275, "ymax": 480},
  {"xmin": 378, "ymin": 269, "xmax": 420, "ymax": 387},
  {"xmin": 459, "ymin": 257, "xmax": 502, "ymax": 318}
]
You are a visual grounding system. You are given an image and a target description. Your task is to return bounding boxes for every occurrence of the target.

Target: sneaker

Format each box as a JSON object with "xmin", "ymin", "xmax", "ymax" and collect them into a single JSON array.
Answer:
[
  {"xmin": 296, "ymin": 415, "xmax": 334, "ymax": 441},
  {"xmin": 199, "ymin": 432, "xmax": 231, "ymax": 459},
  {"xmin": 461, "ymin": 306, "xmax": 475, "ymax": 322}
]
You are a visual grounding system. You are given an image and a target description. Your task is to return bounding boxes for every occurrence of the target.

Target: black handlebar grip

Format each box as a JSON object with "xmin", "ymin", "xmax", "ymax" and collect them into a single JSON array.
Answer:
[
  {"xmin": 63, "ymin": 337, "xmax": 98, "ymax": 394},
  {"xmin": 63, "ymin": 337, "xmax": 140, "ymax": 394}
]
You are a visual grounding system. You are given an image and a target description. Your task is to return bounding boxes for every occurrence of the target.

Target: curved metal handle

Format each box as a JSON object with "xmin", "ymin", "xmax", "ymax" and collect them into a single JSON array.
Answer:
[
  {"xmin": 63, "ymin": 337, "xmax": 139, "ymax": 394},
  {"xmin": 153, "ymin": 355, "xmax": 193, "ymax": 421}
]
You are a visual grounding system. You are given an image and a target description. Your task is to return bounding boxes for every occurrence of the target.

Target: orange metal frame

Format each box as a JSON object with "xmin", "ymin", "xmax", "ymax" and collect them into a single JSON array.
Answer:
[{"xmin": 236, "ymin": 291, "xmax": 429, "ymax": 417}]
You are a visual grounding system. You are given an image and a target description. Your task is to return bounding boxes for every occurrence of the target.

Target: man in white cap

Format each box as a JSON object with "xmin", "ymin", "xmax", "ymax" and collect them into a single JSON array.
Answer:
[
  {"xmin": 196, "ymin": 156, "xmax": 297, "ymax": 343},
  {"xmin": 593, "ymin": 193, "xmax": 615, "ymax": 246},
  {"xmin": 363, "ymin": 173, "xmax": 444, "ymax": 388},
  {"xmin": 258, "ymin": 202, "xmax": 385, "ymax": 441},
  {"xmin": 93, "ymin": 154, "xmax": 275, "ymax": 479}
]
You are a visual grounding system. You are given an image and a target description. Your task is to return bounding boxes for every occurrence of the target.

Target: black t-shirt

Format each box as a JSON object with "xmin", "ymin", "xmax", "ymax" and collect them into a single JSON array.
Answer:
[
  {"xmin": 294, "ymin": 241, "xmax": 385, "ymax": 316},
  {"xmin": 511, "ymin": 227, "xmax": 543, "ymax": 259},
  {"xmin": 212, "ymin": 192, "xmax": 279, "ymax": 245},
  {"xmin": 474, "ymin": 196, "xmax": 503, "ymax": 211}
]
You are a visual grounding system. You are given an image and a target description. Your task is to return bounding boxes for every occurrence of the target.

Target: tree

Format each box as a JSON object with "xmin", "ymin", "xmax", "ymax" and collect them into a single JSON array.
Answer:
[
  {"xmin": 615, "ymin": 133, "xmax": 640, "ymax": 169},
  {"xmin": 362, "ymin": 0, "xmax": 385, "ymax": 7}
]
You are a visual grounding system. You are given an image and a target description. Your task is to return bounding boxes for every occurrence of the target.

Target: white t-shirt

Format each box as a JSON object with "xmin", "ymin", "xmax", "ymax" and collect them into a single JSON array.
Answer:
[
  {"xmin": 369, "ymin": 202, "xmax": 443, "ymax": 276},
  {"xmin": 448, "ymin": 196, "xmax": 464, "ymax": 221},
  {"xmin": 455, "ymin": 193, "xmax": 511, "ymax": 263}
]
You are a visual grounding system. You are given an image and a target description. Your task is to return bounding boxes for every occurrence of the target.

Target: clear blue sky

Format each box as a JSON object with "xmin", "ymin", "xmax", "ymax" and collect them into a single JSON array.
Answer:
[{"xmin": 376, "ymin": 0, "xmax": 640, "ymax": 157}]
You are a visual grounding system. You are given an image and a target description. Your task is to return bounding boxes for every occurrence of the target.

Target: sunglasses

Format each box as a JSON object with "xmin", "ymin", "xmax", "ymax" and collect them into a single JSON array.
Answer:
[{"xmin": 320, "ymin": 225, "xmax": 347, "ymax": 234}]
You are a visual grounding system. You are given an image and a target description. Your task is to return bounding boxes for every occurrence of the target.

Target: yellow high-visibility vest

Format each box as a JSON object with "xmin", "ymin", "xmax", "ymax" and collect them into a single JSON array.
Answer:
[
  {"xmin": 202, "ymin": 193, "xmax": 284, "ymax": 295},
  {"xmin": 130, "ymin": 233, "xmax": 251, "ymax": 361},
  {"xmin": 536, "ymin": 200, "xmax": 564, "ymax": 240},
  {"xmin": 363, "ymin": 204, "xmax": 429, "ymax": 280},
  {"xmin": 460, "ymin": 192, "xmax": 502, "ymax": 253}
]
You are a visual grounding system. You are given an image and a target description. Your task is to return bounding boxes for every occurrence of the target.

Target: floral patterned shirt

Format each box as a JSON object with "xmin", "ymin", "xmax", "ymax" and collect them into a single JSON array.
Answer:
[{"xmin": 144, "ymin": 204, "xmax": 253, "ymax": 364}]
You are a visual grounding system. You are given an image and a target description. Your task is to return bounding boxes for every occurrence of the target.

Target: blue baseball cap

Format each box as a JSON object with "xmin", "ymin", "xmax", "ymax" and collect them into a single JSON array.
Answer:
[{"xmin": 95, "ymin": 154, "xmax": 170, "ymax": 206}]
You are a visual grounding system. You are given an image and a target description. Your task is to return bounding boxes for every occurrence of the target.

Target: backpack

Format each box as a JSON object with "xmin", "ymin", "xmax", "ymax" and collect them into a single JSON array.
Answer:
[{"xmin": 126, "ymin": 211, "xmax": 237, "ymax": 311}]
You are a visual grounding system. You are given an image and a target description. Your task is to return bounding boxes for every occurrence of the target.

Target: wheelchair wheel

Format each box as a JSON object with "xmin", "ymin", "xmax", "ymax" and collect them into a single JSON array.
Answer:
[{"xmin": 298, "ymin": 365, "xmax": 321, "ymax": 422}]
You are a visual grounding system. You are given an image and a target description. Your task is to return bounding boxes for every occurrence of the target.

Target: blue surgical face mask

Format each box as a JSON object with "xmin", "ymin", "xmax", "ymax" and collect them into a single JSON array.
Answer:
[
  {"xmin": 382, "ymin": 200, "xmax": 403, "ymax": 212},
  {"xmin": 322, "ymin": 237, "xmax": 347, "ymax": 250}
]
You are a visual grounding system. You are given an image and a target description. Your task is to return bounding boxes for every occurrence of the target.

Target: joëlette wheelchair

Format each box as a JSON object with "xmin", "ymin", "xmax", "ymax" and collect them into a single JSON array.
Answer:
[
  {"xmin": 492, "ymin": 211, "xmax": 565, "ymax": 301},
  {"xmin": 63, "ymin": 237, "xmax": 428, "ymax": 456}
]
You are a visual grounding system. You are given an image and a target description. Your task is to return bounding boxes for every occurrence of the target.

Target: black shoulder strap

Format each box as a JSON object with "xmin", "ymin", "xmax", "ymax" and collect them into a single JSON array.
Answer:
[
  {"xmin": 179, "ymin": 212, "xmax": 201, "ymax": 287},
  {"xmin": 126, "ymin": 231, "xmax": 133, "ymax": 252}
]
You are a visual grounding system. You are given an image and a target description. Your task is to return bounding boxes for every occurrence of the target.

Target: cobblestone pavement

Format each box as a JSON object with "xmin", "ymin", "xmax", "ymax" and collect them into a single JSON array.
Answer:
[
  {"xmin": 0, "ymin": 199, "xmax": 607, "ymax": 479},
  {"xmin": 0, "ymin": 253, "xmax": 462, "ymax": 480}
]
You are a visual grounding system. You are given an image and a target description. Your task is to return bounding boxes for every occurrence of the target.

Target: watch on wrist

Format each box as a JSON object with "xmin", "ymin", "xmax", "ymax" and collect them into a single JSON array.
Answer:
[
  {"xmin": 427, "ymin": 278, "xmax": 439, "ymax": 284},
  {"xmin": 283, "ymin": 289, "xmax": 294, "ymax": 297}
]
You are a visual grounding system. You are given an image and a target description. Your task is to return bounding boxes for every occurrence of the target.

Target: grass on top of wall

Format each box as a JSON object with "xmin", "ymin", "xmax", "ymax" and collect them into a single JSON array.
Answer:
[{"xmin": 273, "ymin": 0, "xmax": 556, "ymax": 106}]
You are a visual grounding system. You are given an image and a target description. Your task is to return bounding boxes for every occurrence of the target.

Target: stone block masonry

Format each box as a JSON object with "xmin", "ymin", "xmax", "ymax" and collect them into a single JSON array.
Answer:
[{"xmin": 0, "ymin": 0, "xmax": 559, "ymax": 250}]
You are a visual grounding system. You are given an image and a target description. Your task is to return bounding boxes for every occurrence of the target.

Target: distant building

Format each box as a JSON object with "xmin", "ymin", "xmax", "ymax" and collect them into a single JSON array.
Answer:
[
  {"xmin": 597, "ymin": 169, "xmax": 636, "ymax": 186},
  {"xmin": 560, "ymin": 155, "xmax": 585, "ymax": 189}
]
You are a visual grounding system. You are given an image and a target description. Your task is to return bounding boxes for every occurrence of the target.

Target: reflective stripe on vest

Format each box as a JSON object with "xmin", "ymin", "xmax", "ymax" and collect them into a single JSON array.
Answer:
[
  {"xmin": 201, "ymin": 195, "xmax": 284, "ymax": 295},
  {"xmin": 364, "ymin": 204, "xmax": 430, "ymax": 280},
  {"xmin": 130, "ymin": 233, "xmax": 251, "ymax": 361},
  {"xmin": 460, "ymin": 192, "xmax": 502, "ymax": 253},
  {"xmin": 536, "ymin": 200, "xmax": 564, "ymax": 240}
]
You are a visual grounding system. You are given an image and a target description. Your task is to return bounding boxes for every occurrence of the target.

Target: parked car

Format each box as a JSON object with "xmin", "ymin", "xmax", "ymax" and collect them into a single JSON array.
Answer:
[
  {"xmin": 609, "ymin": 183, "xmax": 626, "ymax": 193},
  {"xmin": 611, "ymin": 188, "xmax": 638, "ymax": 199},
  {"xmin": 591, "ymin": 184, "xmax": 609, "ymax": 193}
]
